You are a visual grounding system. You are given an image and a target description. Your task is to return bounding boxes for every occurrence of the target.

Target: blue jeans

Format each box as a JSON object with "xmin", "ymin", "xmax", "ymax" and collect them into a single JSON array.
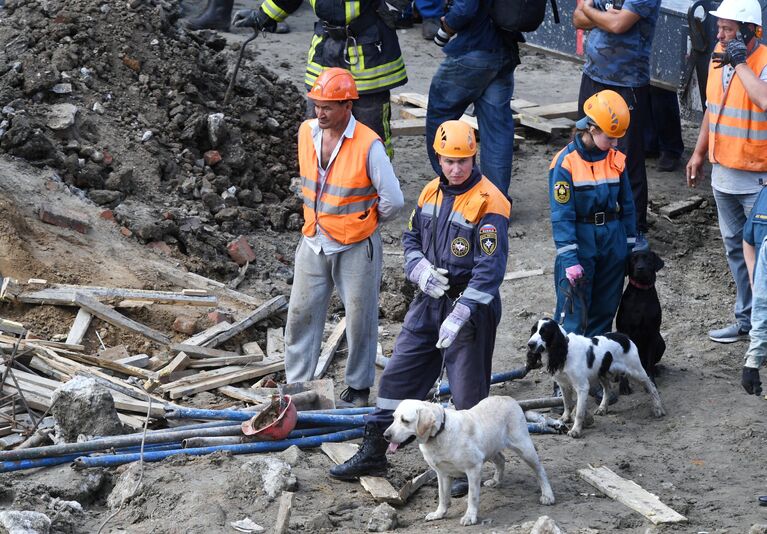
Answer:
[
  {"xmin": 713, "ymin": 188, "xmax": 760, "ymax": 331},
  {"xmin": 746, "ymin": 238, "xmax": 767, "ymax": 367},
  {"xmin": 426, "ymin": 49, "xmax": 516, "ymax": 196}
]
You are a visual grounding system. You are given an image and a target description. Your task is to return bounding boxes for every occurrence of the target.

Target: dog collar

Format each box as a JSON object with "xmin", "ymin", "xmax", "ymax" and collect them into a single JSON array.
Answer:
[
  {"xmin": 629, "ymin": 278, "xmax": 653, "ymax": 290},
  {"xmin": 432, "ymin": 407, "xmax": 447, "ymax": 439}
]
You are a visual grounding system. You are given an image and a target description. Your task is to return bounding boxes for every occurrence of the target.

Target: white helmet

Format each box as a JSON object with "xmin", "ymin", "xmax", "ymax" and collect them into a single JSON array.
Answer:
[{"xmin": 710, "ymin": 0, "xmax": 763, "ymax": 26}]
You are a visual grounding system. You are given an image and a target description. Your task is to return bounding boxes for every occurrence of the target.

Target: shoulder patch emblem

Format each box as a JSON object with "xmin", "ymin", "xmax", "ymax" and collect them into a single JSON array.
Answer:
[
  {"xmin": 479, "ymin": 224, "xmax": 498, "ymax": 255},
  {"xmin": 451, "ymin": 237, "xmax": 470, "ymax": 257},
  {"xmin": 408, "ymin": 208, "xmax": 415, "ymax": 231},
  {"xmin": 553, "ymin": 181, "xmax": 571, "ymax": 204}
]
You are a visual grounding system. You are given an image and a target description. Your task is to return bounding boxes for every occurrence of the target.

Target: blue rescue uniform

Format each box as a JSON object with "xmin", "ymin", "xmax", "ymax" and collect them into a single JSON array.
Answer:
[
  {"xmin": 743, "ymin": 186, "xmax": 767, "ymax": 270},
  {"xmin": 550, "ymin": 134, "xmax": 636, "ymax": 336},
  {"xmin": 367, "ymin": 167, "xmax": 510, "ymax": 430}
]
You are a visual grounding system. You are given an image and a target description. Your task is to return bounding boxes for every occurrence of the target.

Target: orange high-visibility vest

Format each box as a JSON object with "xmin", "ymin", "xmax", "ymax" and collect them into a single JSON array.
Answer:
[
  {"xmin": 298, "ymin": 119, "xmax": 380, "ymax": 245},
  {"xmin": 706, "ymin": 43, "xmax": 767, "ymax": 172}
]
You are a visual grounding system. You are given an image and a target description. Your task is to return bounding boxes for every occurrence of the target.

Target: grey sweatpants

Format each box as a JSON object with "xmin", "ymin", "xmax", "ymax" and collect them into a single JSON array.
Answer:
[{"xmin": 284, "ymin": 231, "xmax": 383, "ymax": 389}]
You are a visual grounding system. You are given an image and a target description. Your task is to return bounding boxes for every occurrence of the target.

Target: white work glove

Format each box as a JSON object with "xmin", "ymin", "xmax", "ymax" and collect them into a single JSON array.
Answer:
[
  {"xmin": 436, "ymin": 302, "xmax": 471, "ymax": 349},
  {"xmin": 408, "ymin": 258, "xmax": 450, "ymax": 298}
]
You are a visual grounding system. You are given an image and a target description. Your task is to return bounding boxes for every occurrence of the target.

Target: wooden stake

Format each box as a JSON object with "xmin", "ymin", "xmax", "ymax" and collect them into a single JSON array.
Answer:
[
  {"xmin": 313, "ymin": 318, "xmax": 346, "ymax": 380},
  {"xmin": 274, "ymin": 491, "xmax": 294, "ymax": 534},
  {"xmin": 74, "ymin": 294, "xmax": 171, "ymax": 345}
]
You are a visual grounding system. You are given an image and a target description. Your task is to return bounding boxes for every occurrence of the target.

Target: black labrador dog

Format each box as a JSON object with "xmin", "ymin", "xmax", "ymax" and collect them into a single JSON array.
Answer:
[{"xmin": 616, "ymin": 249, "xmax": 665, "ymax": 382}]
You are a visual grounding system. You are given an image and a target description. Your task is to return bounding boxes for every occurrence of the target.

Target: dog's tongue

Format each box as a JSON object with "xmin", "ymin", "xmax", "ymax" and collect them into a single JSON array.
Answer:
[{"xmin": 386, "ymin": 442, "xmax": 399, "ymax": 454}]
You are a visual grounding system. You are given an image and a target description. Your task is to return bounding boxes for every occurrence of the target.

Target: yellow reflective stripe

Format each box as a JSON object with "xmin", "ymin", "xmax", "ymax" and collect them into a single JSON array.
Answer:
[
  {"xmin": 354, "ymin": 69, "xmax": 407, "ymax": 92},
  {"xmin": 345, "ymin": 0, "xmax": 360, "ymax": 23},
  {"xmin": 261, "ymin": 0, "xmax": 288, "ymax": 21},
  {"xmin": 309, "ymin": 0, "xmax": 317, "ymax": 9},
  {"xmin": 348, "ymin": 45, "xmax": 364, "ymax": 71}
]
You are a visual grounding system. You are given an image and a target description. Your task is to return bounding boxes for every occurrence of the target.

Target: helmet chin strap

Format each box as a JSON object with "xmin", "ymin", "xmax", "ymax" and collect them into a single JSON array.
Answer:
[{"xmin": 739, "ymin": 22, "xmax": 756, "ymax": 47}]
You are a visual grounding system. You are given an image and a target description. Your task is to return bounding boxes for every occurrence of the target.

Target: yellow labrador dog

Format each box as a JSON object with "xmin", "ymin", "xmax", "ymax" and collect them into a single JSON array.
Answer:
[{"xmin": 384, "ymin": 397, "xmax": 555, "ymax": 526}]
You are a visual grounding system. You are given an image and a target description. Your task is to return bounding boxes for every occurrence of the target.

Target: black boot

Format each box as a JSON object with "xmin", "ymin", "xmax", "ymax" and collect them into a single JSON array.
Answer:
[
  {"xmin": 187, "ymin": 0, "xmax": 234, "ymax": 31},
  {"xmin": 329, "ymin": 423, "xmax": 388, "ymax": 480}
]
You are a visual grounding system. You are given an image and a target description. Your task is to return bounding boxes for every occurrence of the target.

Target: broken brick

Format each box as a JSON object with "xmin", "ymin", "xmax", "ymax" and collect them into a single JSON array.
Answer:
[
  {"xmin": 208, "ymin": 310, "xmax": 233, "ymax": 325},
  {"xmin": 203, "ymin": 150, "xmax": 222, "ymax": 167},
  {"xmin": 120, "ymin": 227, "xmax": 133, "ymax": 238},
  {"xmin": 173, "ymin": 315, "xmax": 198, "ymax": 335},
  {"xmin": 122, "ymin": 56, "xmax": 141, "ymax": 72},
  {"xmin": 100, "ymin": 209, "xmax": 115, "ymax": 221},
  {"xmin": 227, "ymin": 235, "xmax": 256, "ymax": 266},
  {"xmin": 102, "ymin": 150, "xmax": 114, "ymax": 166},
  {"xmin": 38, "ymin": 204, "xmax": 91, "ymax": 234},
  {"xmin": 147, "ymin": 241, "xmax": 173, "ymax": 256}
]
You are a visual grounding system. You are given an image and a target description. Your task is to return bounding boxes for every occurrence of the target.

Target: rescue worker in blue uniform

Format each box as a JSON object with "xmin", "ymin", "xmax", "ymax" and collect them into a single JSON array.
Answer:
[
  {"xmin": 550, "ymin": 90, "xmax": 636, "ymax": 337},
  {"xmin": 328, "ymin": 120, "xmax": 511, "ymax": 491},
  {"xmin": 232, "ymin": 0, "xmax": 408, "ymax": 158},
  {"xmin": 743, "ymin": 183, "xmax": 767, "ymax": 286}
]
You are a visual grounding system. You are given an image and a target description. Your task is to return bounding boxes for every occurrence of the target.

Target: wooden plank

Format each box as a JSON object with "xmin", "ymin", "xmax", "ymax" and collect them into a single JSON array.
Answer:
[
  {"xmin": 183, "ymin": 321, "xmax": 232, "ymax": 347},
  {"xmin": 517, "ymin": 113, "xmax": 573, "ymax": 135},
  {"xmin": 217, "ymin": 385, "xmax": 271, "ymax": 404},
  {"xmin": 524, "ymin": 100, "xmax": 579, "ymax": 120},
  {"xmin": 115, "ymin": 354, "xmax": 150, "ymax": 368},
  {"xmin": 155, "ymin": 365, "xmax": 245, "ymax": 394},
  {"xmin": 321, "ymin": 442, "xmax": 401, "ymax": 504},
  {"xmin": 399, "ymin": 106, "xmax": 427, "ymax": 119},
  {"xmin": 0, "ymin": 318, "xmax": 26, "ymax": 336},
  {"xmin": 19, "ymin": 285, "xmax": 217, "ymax": 307},
  {"xmin": 154, "ymin": 265, "xmax": 263, "ymax": 307},
  {"xmin": 509, "ymin": 98, "xmax": 539, "ymax": 111},
  {"xmin": 313, "ymin": 318, "xmax": 346, "ymax": 380},
  {"xmin": 171, "ymin": 344, "xmax": 239, "ymax": 359},
  {"xmin": 659, "ymin": 196, "xmax": 704, "ymax": 219},
  {"xmin": 22, "ymin": 339, "xmax": 84, "ymax": 352},
  {"xmin": 74, "ymin": 293, "xmax": 171, "ymax": 345},
  {"xmin": 242, "ymin": 341, "xmax": 265, "ymax": 358},
  {"xmin": 156, "ymin": 352, "xmax": 191, "ymax": 382},
  {"xmin": 392, "ymin": 92, "xmax": 429, "ymax": 108},
  {"xmin": 266, "ymin": 328, "xmax": 285, "ymax": 359},
  {"xmin": 391, "ymin": 118, "xmax": 426, "ymax": 137},
  {"xmin": 98, "ymin": 345, "xmax": 130, "ymax": 361},
  {"xmin": 578, "ymin": 465, "xmax": 687, "ymax": 525},
  {"xmin": 503, "ymin": 267, "xmax": 546, "ymax": 281},
  {"xmin": 398, "ymin": 469, "xmax": 437, "ymax": 504},
  {"xmin": 61, "ymin": 352, "xmax": 154, "ymax": 379},
  {"xmin": 274, "ymin": 491, "xmax": 294, "ymax": 534},
  {"xmin": 203, "ymin": 295, "xmax": 288, "ymax": 349},
  {"xmin": 166, "ymin": 359, "xmax": 285, "ymax": 399},
  {"xmin": 188, "ymin": 354, "xmax": 263, "ymax": 368}
]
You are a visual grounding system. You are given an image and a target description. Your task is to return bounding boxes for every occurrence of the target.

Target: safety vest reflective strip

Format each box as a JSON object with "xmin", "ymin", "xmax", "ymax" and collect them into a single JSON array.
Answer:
[
  {"xmin": 262, "ymin": 0, "xmax": 289, "ymax": 21},
  {"xmin": 706, "ymin": 43, "xmax": 767, "ymax": 171},
  {"xmin": 298, "ymin": 120, "xmax": 381, "ymax": 244},
  {"xmin": 304, "ymin": 53, "xmax": 407, "ymax": 93},
  {"xmin": 345, "ymin": 0, "xmax": 360, "ymax": 22}
]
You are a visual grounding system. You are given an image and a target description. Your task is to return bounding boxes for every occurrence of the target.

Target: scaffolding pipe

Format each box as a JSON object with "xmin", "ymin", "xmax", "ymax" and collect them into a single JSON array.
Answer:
[
  {"xmin": 72, "ymin": 427, "xmax": 366, "ymax": 469},
  {"xmin": 438, "ymin": 367, "xmax": 529, "ymax": 395},
  {"xmin": 182, "ymin": 425, "xmax": 352, "ymax": 448},
  {"xmin": 164, "ymin": 407, "xmax": 366, "ymax": 427}
]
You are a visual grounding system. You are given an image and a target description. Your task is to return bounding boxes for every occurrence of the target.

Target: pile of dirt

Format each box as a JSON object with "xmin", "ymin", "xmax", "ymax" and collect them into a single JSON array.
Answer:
[{"xmin": 0, "ymin": 0, "xmax": 305, "ymax": 279}]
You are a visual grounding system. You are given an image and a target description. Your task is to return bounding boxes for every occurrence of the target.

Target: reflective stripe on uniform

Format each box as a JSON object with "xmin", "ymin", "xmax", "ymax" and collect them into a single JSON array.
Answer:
[
  {"xmin": 708, "ymin": 103, "xmax": 767, "ymax": 123},
  {"xmin": 710, "ymin": 123, "xmax": 767, "ymax": 141},
  {"xmin": 344, "ymin": 0, "xmax": 360, "ymax": 23},
  {"xmin": 462, "ymin": 287, "xmax": 494, "ymax": 304},
  {"xmin": 375, "ymin": 397, "xmax": 402, "ymax": 410},
  {"xmin": 557, "ymin": 243, "xmax": 578, "ymax": 255},
  {"xmin": 304, "ymin": 196, "xmax": 377, "ymax": 215},
  {"xmin": 261, "ymin": 0, "xmax": 288, "ymax": 21}
]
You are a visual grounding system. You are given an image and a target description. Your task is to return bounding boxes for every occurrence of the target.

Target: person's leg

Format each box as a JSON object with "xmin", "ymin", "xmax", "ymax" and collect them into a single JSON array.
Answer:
[
  {"xmin": 712, "ymin": 189, "xmax": 757, "ymax": 333},
  {"xmin": 652, "ymin": 87, "xmax": 684, "ymax": 160},
  {"xmin": 284, "ymin": 240, "xmax": 334, "ymax": 383},
  {"xmin": 413, "ymin": 0, "xmax": 444, "ymax": 19},
  {"xmin": 351, "ymin": 91, "xmax": 394, "ymax": 159},
  {"xmin": 586, "ymin": 227, "xmax": 628, "ymax": 336},
  {"xmin": 474, "ymin": 57, "xmax": 515, "ymax": 196},
  {"xmin": 618, "ymin": 85, "xmax": 649, "ymax": 234},
  {"xmin": 426, "ymin": 51, "xmax": 502, "ymax": 176},
  {"xmin": 554, "ymin": 252, "xmax": 594, "ymax": 335},
  {"xmin": 333, "ymin": 232, "xmax": 383, "ymax": 391}
]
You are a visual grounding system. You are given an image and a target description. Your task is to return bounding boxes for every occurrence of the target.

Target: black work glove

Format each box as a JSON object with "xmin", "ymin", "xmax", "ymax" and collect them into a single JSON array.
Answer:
[
  {"xmin": 712, "ymin": 37, "xmax": 748, "ymax": 69},
  {"xmin": 742, "ymin": 366, "xmax": 763, "ymax": 396},
  {"xmin": 232, "ymin": 9, "xmax": 277, "ymax": 31},
  {"xmin": 377, "ymin": 0, "xmax": 410, "ymax": 30}
]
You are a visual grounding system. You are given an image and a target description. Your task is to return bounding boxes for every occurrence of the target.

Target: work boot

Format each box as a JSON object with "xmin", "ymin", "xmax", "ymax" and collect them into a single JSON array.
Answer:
[
  {"xmin": 451, "ymin": 477, "xmax": 469, "ymax": 497},
  {"xmin": 708, "ymin": 323, "xmax": 750, "ymax": 343},
  {"xmin": 329, "ymin": 423, "xmax": 388, "ymax": 479},
  {"xmin": 338, "ymin": 386, "xmax": 370, "ymax": 408},
  {"xmin": 657, "ymin": 152, "xmax": 679, "ymax": 172},
  {"xmin": 422, "ymin": 18, "xmax": 440, "ymax": 40},
  {"xmin": 187, "ymin": 0, "xmax": 234, "ymax": 31}
]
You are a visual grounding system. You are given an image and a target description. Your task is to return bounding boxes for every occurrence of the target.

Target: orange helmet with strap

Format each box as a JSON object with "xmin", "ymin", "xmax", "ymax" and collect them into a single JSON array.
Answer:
[
  {"xmin": 578, "ymin": 90, "xmax": 631, "ymax": 138},
  {"xmin": 433, "ymin": 120, "xmax": 477, "ymax": 157},
  {"xmin": 307, "ymin": 68, "xmax": 359, "ymax": 101}
]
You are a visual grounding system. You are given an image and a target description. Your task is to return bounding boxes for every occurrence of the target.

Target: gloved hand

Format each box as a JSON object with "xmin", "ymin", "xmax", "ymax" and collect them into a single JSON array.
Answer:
[
  {"xmin": 408, "ymin": 258, "xmax": 450, "ymax": 298},
  {"xmin": 433, "ymin": 19, "xmax": 452, "ymax": 47},
  {"xmin": 712, "ymin": 37, "xmax": 747, "ymax": 69},
  {"xmin": 742, "ymin": 366, "xmax": 763, "ymax": 396},
  {"xmin": 232, "ymin": 9, "xmax": 276, "ymax": 31},
  {"xmin": 565, "ymin": 264, "xmax": 585, "ymax": 286},
  {"xmin": 436, "ymin": 302, "xmax": 471, "ymax": 349}
]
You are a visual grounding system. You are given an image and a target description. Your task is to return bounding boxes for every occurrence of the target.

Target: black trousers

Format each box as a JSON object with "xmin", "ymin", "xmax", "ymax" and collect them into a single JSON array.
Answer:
[{"xmin": 578, "ymin": 75, "xmax": 650, "ymax": 233}]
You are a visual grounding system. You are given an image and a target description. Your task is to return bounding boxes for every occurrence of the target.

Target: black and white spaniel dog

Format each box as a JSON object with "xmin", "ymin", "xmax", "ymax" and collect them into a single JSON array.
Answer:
[{"xmin": 527, "ymin": 318, "xmax": 665, "ymax": 438}]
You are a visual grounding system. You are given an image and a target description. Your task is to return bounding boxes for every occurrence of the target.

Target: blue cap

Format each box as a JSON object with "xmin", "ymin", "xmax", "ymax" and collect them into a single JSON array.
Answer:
[{"xmin": 575, "ymin": 116, "xmax": 591, "ymax": 130}]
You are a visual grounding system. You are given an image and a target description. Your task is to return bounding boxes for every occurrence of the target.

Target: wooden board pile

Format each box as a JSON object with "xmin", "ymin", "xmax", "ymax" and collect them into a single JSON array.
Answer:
[{"xmin": 0, "ymin": 275, "xmax": 294, "ymax": 448}]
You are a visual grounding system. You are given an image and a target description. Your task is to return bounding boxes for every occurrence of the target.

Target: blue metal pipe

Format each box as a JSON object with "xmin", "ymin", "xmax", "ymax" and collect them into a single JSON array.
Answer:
[
  {"xmin": 438, "ymin": 367, "xmax": 529, "ymax": 395},
  {"xmin": 72, "ymin": 427, "xmax": 366, "ymax": 469},
  {"xmin": 307, "ymin": 407, "xmax": 374, "ymax": 415},
  {"xmin": 164, "ymin": 407, "xmax": 366, "ymax": 427}
]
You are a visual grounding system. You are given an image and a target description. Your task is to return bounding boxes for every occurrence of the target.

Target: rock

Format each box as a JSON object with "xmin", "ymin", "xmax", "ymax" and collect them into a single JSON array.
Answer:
[
  {"xmin": 173, "ymin": 315, "xmax": 198, "ymax": 335},
  {"xmin": 0, "ymin": 510, "xmax": 52, "ymax": 534},
  {"xmin": 243, "ymin": 457, "xmax": 297, "ymax": 500},
  {"xmin": 147, "ymin": 241, "xmax": 173, "ymax": 256},
  {"xmin": 230, "ymin": 518, "xmax": 265, "ymax": 533},
  {"xmin": 265, "ymin": 117, "xmax": 280, "ymax": 133},
  {"xmin": 285, "ymin": 212, "xmax": 302, "ymax": 231},
  {"xmin": 277, "ymin": 445, "xmax": 301, "ymax": 466},
  {"xmin": 141, "ymin": 131, "xmax": 153, "ymax": 142},
  {"xmin": 51, "ymin": 83, "xmax": 73, "ymax": 94},
  {"xmin": 88, "ymin": 189, "xmax": 121, "ymax": 206},
  {"xmin": 207, "ymin": 113, "xmax": 227, "ymax": 148},
  {"xmin": 38, "ymin": 204, "xmax": 91, "ymax": 234},
  {"xmin": 107, "ymin": 463, "xmax": 142, "ymax": 509},
  {"xmin": 367, "ymin": 503, "xmax": 398, "ymax": 532},
  {"xmin": 120, "ymin": 227, "xmax": 133, "ymax": 237},
  {"xmin": 227, "ymin": 235, "xmax": 256, "ymax": 266},
  {"xmin": 214, "ymin": 207, "xmax": 238, "ymax": 223},
  {"xmin": 207, "ymin": 310, "xmax": 232, "ymax": 325},
  {"xmin": 47, "ymin": 103, "xmax": 78, "ymax": 130},
  {"xmin": 100, "ymin": 209, "xmax": 115, "ymax": 221},
  {"xmin": 202, "ymin": 192, "xmax": 225, "ymax": 213},
  {"xmin": 203, "ymin": 150, "xmax": 222, "ymax": 166},
  {"xmin": 73, "ymin": 162, "xmax": 105, "ymax": 189},
  {"xmin": 104, "ymin": 168, "xmax": 134, "ymax": 193},
  {"xmin": 50, "ymin": 376, "xmax": 126, "ymax": 443},
  {"xmin": 750, "ymin": 525, "xmax": 767, "ymax": 534},
  {"xmin": 304, "ymin": 513, "xmax": 333, "ymax": 532},
  {"xmin": 530, "ymin": 516, "xmax": 564, "ymax": 534},
  {"xmin": 92, "ymin": 102, "xmax": 105, "ymax": 114}
]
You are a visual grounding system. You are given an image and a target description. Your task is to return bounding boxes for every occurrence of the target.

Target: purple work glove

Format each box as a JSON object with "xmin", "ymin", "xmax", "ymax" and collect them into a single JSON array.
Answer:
[
  {"xmin": 436, "ymin": 302, "xmax": 471, "ymax": 349},
  {"xmin": 408, "ymin": 258, "xmax": 450, "ymax": 298},
  {"xmin": 565, "ymin": 264, "xmax": 585, "ymax": 285}
]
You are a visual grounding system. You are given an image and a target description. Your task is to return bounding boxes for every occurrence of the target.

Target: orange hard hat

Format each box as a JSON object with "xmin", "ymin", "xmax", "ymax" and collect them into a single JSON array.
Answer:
[
  {"xmin": 307, "ymin": 68, "xmax": 359, "ymax": 101},
  {"xmin": 433, "ymin": 120, "xmax": 477, "ymax": 158},
  {"xmin": 578, "ymin": 90, "xmax": 630, "ymax": 138}
]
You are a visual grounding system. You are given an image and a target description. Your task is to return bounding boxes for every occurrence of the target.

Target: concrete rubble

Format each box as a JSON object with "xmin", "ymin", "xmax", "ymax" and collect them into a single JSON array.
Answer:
[{"xmin": 50, "ymin": 376, "xmax": 127, "ymax": 443}]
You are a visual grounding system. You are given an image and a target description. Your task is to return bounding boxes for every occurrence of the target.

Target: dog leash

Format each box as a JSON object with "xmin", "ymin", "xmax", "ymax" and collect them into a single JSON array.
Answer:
[{"xmin": 557, "ymin": 277, "xmax": 589, "ymax": 333}]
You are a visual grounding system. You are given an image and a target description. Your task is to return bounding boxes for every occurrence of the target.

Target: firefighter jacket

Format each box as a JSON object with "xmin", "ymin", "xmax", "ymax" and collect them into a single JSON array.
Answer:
[
  {"xmin": 260, "ymin": 0, "xmax": 407, "ymax": 94},
  {"xmin": 549, "ymin": 134, "xmax": 637, "ymax": 269},
  {"xmin": 403, "ymin": 168, "xmax": 511, "ymax": 314},
  {"xmin": 298, "ymin": 119, "xmax": 380, "ymax": 245},
  {"xmin": 706, "ymin": 42, "xmax": 767, "ymax": 172}
]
